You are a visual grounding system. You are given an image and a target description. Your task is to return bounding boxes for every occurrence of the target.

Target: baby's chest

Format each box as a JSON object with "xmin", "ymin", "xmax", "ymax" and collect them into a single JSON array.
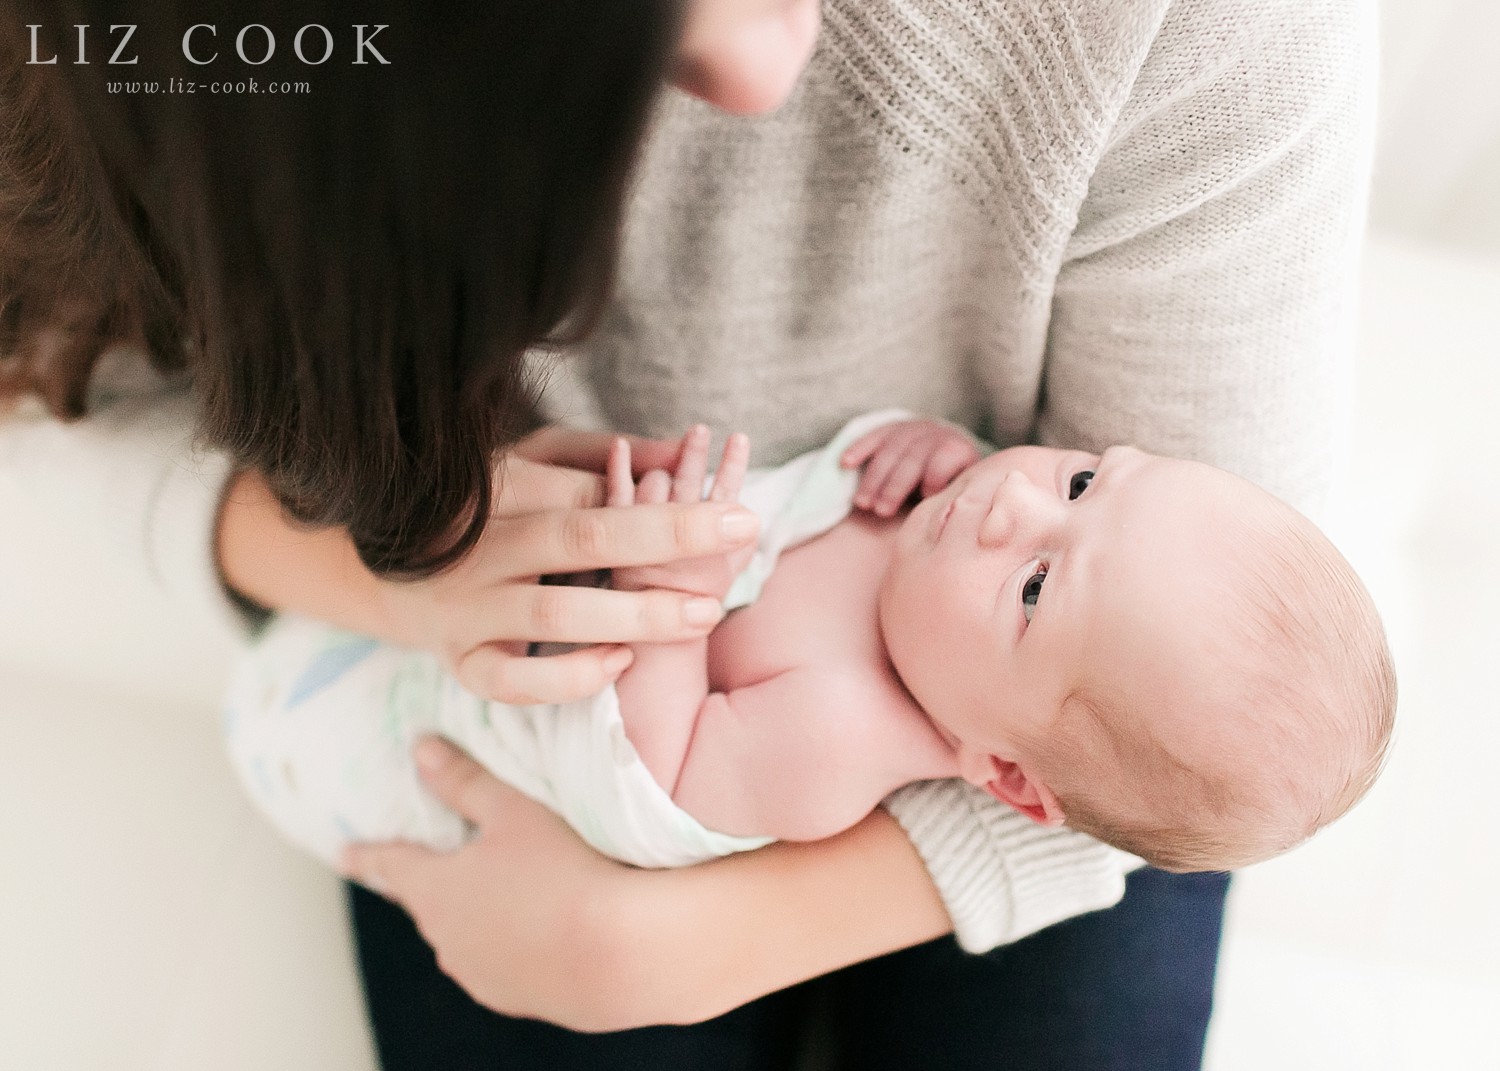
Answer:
[{"xmin": 707, "ymin": 515, "xmax": 897, "ymax": 691}]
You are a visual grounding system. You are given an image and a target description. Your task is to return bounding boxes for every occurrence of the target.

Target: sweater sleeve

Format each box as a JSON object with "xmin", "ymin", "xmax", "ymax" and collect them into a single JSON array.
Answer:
[
  {"xmin": 880, "ymin": 0, "xmax": 1375, "ymax": 953},
  {"xmin": 883, "ymin": 780, "xmax": 1138, "ymax": 952},
  {"xmin": 1039, "ymin": 0, "xmax": 1378, "ymax": 520}
]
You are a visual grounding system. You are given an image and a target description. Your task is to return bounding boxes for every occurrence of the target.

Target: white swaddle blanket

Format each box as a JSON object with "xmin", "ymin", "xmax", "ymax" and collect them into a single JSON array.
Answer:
[{"xmin": 224, "ymin": 410, "xmax": 912, "ymax": 869}]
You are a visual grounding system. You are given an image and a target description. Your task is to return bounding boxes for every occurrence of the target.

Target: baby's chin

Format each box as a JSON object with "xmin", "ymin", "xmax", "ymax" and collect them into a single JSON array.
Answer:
[
  {"xmin": 882, "ymin": 499, "xmax": 934, "ymax": 578},
  {"xmin": 895, "ymin": 489, "xmax": 947, "ymax": 536}
]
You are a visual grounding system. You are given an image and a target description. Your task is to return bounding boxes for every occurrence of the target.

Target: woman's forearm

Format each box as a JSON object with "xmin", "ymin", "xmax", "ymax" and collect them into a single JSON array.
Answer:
[
  {"xmin": 611, "ymin": 808, "xmax": 951, "ymax": 1027},
  {"xmin": 216, "ymin": 451, "xmax": 762, "ymax": 705},
  {"xmin": 341, "ymin": 738, "xmax": 1138, "ymax": 1032},
  {"xmin": 216, "ymin": 466, "xmax": 404, "ymax": 639},
  {"xmin": 339, "ymin": 740, "xmax": 954, "ymax": 1033}
]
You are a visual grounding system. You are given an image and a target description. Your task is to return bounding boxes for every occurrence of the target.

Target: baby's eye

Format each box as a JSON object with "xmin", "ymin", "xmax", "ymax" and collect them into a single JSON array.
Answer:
[
  {"xmin": 1068, "ymin": 470, "xmax": 1095, "ymax": 500},
  {"xmin": 1022, "ymin": 568, "xmax": 1047, "ymax": 623}
]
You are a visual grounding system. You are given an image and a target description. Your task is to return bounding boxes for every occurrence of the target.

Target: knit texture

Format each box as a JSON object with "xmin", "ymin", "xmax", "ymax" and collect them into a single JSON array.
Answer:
[
  {"xmin": 884, "ymin": 779, "xmax": 1135, "ymax": 952},
  {"xmin": 536, "ymin": 0, "xmax": 1378, "ymax": 948},
  {"xmin": 542, "ymin": 0, "xmax": 1375, "ymax": 518}
]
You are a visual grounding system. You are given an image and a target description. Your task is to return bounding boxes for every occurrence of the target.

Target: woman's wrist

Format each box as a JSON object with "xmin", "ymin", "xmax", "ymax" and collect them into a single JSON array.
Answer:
[
  {"xmin": 572, "ymin": 867, "xmax": 722, "ymax": 1030},
  {"xmin": 216, "ymin": 466, "xmax": 405, "ymax": 639}
]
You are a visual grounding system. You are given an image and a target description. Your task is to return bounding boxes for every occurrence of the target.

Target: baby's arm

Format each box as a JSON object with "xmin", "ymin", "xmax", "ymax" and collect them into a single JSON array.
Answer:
[
  {"xmin": 612, "ymin": 424, "xmax": 955, "ymax": 840},
  {"xmin": 608, "ymin": 426, "xmax": 752, "ymax": 792},
  {"xmin": 671, "ymin": 667, "xmax": 951, "ymax": 841},
  {"xmin": 841, "ymin": 418, "xmax": 981, "ymax": 517}
]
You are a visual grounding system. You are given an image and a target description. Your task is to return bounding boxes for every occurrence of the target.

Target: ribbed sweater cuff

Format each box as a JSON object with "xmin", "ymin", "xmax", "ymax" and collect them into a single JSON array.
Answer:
[{"xmin": 883, "ymin": 779, "xmax": 1139, "ymax": 953}]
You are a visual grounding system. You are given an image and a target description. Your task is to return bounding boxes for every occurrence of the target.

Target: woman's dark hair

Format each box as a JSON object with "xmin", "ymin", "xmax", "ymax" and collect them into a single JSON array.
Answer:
[{"xmin": 0, "ymin": 0, "xmax": 683, "ymax": 573}]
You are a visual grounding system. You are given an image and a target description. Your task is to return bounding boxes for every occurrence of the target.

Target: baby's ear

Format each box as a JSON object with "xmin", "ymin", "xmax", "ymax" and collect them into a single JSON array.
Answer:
[{"xmin": 982, "ymin": 757, "xmax": 1066, "ymax": 826}]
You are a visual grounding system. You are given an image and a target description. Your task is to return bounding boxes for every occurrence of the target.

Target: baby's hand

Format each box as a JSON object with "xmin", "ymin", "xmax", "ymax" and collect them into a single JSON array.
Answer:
[
  {"xmin": 841, "ymin": 418, "xmax": 981, "ymax": 517},
  {"xmin": 608, "ymin": 425, "xmax": 753, "ymax": 602}
]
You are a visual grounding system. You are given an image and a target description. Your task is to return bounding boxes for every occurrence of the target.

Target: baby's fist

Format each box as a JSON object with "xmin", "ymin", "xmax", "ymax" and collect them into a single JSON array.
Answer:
[
  {"xmin": 841, "ymin": 419, "xmax": 981, "ymax": 517},
  {"xmin": 607, "ymin": 425, "xmax": 754, "ymax": 600}
]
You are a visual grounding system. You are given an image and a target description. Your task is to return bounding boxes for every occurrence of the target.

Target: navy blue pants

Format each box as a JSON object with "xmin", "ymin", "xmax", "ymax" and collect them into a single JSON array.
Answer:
[{"xmin": 349, "ymin": 867, "xmax": 1230, "ymax": 1071}]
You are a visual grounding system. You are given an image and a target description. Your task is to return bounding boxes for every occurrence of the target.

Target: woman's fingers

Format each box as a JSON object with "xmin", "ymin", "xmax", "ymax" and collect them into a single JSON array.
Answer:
[
  {"xmin": 488, "ymin": 501, "xmax": 756, "ymax": 577},
  {"xmin": 338, "ymin": 747, "xmax": 640, "ymax": 1030},
  {"xmin": 455, "ymin": 642, "xmax": 637, "ymax": 705},
  {"xmin": 337, "ymin": 740, "xmax": 499, "ymax": 902},
  {"xmin": 516, "ymin": 427, "xmax": 682, "ymax": 475},
  {"xmin": 412, "ymin": 736, "xmax": 514, "ymax": 824},
  {"xmin": 459, "ymin": 576, "xmax": 723, "ymax": 642},
  {"xmin": 492, "ymin": 455, "xmax": 606, "ymax": 514},
  {"xmin": 340, "ymin": 838, "xmax": 438, "ymax": 908}
]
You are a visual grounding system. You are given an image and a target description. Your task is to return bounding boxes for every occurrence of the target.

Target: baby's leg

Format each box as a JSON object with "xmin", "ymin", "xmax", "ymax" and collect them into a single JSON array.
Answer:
[{"xmin": 223, "ymin": 615, "xmax": 475, "ymax": 868}]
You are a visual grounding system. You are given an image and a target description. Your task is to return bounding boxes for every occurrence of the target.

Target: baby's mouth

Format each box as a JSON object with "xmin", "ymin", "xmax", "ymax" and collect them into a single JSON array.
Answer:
[{"xmin": 933, "ymin": 500, "xmax": 957, "ymax": 542}]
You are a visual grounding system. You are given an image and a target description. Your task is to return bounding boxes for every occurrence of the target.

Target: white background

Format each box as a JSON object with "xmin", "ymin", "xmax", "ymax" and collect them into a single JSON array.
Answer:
[{"xmin": 1206, "ymin": 2, "xmax": 1500, "ymax": 1064}]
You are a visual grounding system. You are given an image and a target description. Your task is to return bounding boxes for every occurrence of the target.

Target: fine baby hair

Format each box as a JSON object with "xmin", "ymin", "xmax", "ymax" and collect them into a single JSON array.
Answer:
[{"xmin": 1019, "ymin": 464, "xmax": 1396, "ymax": 873}]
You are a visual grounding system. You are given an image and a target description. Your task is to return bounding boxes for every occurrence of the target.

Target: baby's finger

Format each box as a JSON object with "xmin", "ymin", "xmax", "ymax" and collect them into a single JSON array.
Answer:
[
  {"xmin": 606, "ymin": 437, "xmax": 635, "ymax": 508},
  {"xmin": 852, "ymin": 444, "xmax": 902, "ymax": 510},
  {"xmin": 455, "ymin": 642, "xmax": 635, "ymax": 705},
  {"xmin": 708, "ymin": 432, "xmax": 750, "ymax": 504},
  {"xmin": 637, "ymin": 468, "xmax": 673, "ymax": 506},
  {"xmin": 872, "ymin": 444, "xmax": 930, "ymax": 516},
  {"xmin": 854, "ymin": 430, "xmax": 919, "ymax": 511},
  {"xmin": 672, "ymin": 425, "xmax": 711, "ymax": 504},
  {"xmin": 840, "ymin": 425, "xmax": 897, "ymax": 470},
  {"xmin": 921, "ymin": 438, "xmax": 981, "ymax": 497}
]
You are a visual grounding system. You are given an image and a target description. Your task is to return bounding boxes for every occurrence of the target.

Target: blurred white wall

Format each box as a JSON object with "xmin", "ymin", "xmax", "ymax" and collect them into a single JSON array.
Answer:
[
  {"xmin": 1372, "ymin": 0, "xmax": 1500, "ymax": 253},
  {"xmin": 1205, "ymin": 5, "xmax": 1500, "ymax": 1066}
]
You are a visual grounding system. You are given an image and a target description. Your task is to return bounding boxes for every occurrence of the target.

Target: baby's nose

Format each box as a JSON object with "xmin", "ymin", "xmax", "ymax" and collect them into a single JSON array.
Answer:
[{"xmin": 978, "ymin": 471, "xmax": 1053, "ymax": 546}]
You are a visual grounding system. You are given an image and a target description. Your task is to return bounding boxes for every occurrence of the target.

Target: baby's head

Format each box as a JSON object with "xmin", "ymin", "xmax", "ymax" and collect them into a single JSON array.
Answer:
[{"xmin": 878, "ymin": 444, "xmax": 1395, "ymax": 871}]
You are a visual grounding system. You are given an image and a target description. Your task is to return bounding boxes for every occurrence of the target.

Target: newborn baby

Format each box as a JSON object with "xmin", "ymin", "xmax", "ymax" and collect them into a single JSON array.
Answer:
[{"xmin": 226, "ymin": 411, "xmax": 1394, "ymax": 873}]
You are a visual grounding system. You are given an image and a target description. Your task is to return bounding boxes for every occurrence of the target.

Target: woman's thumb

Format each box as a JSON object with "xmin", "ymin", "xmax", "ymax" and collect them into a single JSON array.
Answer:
[{"xmin": 410, "ymin": 735, "xmax": 510, "ymax": 826}]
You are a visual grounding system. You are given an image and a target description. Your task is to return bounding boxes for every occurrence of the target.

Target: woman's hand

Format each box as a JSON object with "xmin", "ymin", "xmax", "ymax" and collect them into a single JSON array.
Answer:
[
  {"xmin": 218, "ymin": 428, "xmax": 761, "ymax": 706},
  {"xmin": 341, "ymin": 737, "xmax": 954, "ymax": 1032},
  {"xmin": 607, "ymin": 425, "xmax": 755, "ymax": 601},
  {"xmin": 377, "ymin": 437, "xmax": 761, "ymax": 704},
  {"xmin": 341, "ymin": 737, "xmax": 646, "ymax": 1031}
]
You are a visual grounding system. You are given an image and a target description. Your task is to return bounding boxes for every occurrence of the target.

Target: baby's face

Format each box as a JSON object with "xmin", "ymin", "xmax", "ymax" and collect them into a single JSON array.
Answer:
[{"xmin": 879, "ymin": 444, "xmax": 1249, "ymax": 799}]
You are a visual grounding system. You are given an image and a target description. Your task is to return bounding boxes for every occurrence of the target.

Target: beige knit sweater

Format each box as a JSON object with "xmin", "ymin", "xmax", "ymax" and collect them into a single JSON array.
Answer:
[
  {"xmin": 535, "ymin": 0, "xmax": 1378, "ymax": 949},
  {"xmin": 6, "ymin": 0, "xmax": 1376, "ymax": 952}
]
